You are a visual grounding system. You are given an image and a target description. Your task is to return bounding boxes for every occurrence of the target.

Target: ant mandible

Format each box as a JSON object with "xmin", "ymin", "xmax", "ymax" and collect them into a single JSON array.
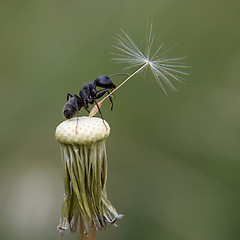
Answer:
[{"xmin": 63, "ymin": 73, "xmax": 129, "ymax": 120}]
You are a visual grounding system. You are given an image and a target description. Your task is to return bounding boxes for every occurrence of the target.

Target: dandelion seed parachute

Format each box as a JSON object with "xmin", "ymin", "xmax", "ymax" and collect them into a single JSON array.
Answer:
[
  {"xmin": 89, "ymin": 23, "xmax": 189, "ymax": 117},
  {"xmin": 112, "ymin": 23, "xmax": 189, "ymax": 93}
]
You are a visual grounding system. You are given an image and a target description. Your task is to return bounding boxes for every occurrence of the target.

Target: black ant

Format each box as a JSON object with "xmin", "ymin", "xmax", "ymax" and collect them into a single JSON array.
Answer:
[{"xmin": 63, "ymin": 73, "xmax": 129, "ymax": 122}]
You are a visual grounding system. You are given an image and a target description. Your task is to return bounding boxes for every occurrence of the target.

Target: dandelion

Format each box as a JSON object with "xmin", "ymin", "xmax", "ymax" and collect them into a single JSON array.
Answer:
[
  {"xmin": 56, "ymin": 117, "xmax": 123, "ymax": 239},
  {"xmin": 89, "ymin": 23, "xmax": 189, "ymax": 117},
  {"xmin": 56, "ymin": 24, "xmax": 189, "ymax": 239}
]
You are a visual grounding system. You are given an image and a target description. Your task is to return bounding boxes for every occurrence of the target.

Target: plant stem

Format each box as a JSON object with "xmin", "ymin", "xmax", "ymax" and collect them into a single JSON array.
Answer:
[{"xmin": 80, "ymin": 220, "xmax": 96, "ymax": 240}]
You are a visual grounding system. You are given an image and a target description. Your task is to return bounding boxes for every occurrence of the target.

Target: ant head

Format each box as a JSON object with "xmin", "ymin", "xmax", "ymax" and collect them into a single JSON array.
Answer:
[{"xmin": 95, "ymin": 76, "xmax": 116, "ymax": 89}]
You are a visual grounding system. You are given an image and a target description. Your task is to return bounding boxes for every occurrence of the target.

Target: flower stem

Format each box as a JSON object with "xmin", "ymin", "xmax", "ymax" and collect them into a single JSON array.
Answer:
[{"xmin": 80, "ymin": 219, "xmax": 95, "ymax": 240}]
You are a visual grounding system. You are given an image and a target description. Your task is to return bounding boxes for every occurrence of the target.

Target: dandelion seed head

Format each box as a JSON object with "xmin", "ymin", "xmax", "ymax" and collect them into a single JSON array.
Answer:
[{"xmin": 112, "ymin": 24, "xmax": 189, "ymax": 93}]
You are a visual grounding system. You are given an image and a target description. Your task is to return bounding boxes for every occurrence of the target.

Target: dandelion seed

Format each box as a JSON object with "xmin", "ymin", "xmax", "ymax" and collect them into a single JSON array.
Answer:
[
  {"xmin": 112, "ymin": 23, "xmax": 189, "ymax": 93},
  {"xmin": 89, "ymin": 23, "xmax": 189, "ymax": 117}
]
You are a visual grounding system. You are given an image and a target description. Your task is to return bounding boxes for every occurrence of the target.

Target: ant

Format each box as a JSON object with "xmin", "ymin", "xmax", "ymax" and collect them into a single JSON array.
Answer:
[{"xmin": 63, "ymin": 73, "xmax": 129, "ymax": 122}]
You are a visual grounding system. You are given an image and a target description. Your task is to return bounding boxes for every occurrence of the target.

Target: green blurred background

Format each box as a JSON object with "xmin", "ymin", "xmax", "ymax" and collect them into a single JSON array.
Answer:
[{"xmin": 1, "ymin": 0, "xmax": 240, "ymax": 240}]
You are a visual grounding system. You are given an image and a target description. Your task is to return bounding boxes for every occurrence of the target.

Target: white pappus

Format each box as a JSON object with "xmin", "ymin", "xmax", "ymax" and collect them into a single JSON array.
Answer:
[{"xmin": 112, "ymin": 23, "xmax": 189, "ymax": 94}]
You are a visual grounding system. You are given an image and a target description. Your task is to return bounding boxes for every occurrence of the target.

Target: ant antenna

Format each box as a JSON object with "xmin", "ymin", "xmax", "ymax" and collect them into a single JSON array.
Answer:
[{"xmin": 108, "ymin": 73, "xmax": 130, "ymax": 78}]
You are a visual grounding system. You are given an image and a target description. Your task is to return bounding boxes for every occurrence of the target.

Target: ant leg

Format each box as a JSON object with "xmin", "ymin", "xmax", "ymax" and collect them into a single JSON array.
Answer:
[
  {"xmin": 96, "ymin": 89, "xmax": 108, "ymax": 98},
  {"xmin": 93, "ymin": 99, "xmax": 104, "ymax": 119},
  {"xmin": 84, "ymin": 105, "xmax": 90, "ymax": 114},
  {"xmin": 93, "ymin": 99, "xmax": 108, "ymax": 129},
  {"xmin": 72, "ymin": 95, "xmax": 81, "ymax": 114},
  {"xmin": 107, "ymin": 91, "xmax": 113, "ymax": 111},
  {"xmin": 96, "ymin": 89, "xmax": 114, "ymax": 111},
  {"xmin": 73, "ymin": 95, "xmax": 81, "ymax": 133},
  {"xmin": 67, "ymin": 92, "xmax": 73, "ymax": 101}
]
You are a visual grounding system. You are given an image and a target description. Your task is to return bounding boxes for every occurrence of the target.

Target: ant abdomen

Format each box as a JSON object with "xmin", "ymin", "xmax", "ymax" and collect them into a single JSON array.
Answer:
[
  {"xmin": 63, "ymin": 95, "xmax": 83, "ymax": 119},
  {"xmin": 63, "ymin": 104, "xmax": 76, "ymax": 119}
]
